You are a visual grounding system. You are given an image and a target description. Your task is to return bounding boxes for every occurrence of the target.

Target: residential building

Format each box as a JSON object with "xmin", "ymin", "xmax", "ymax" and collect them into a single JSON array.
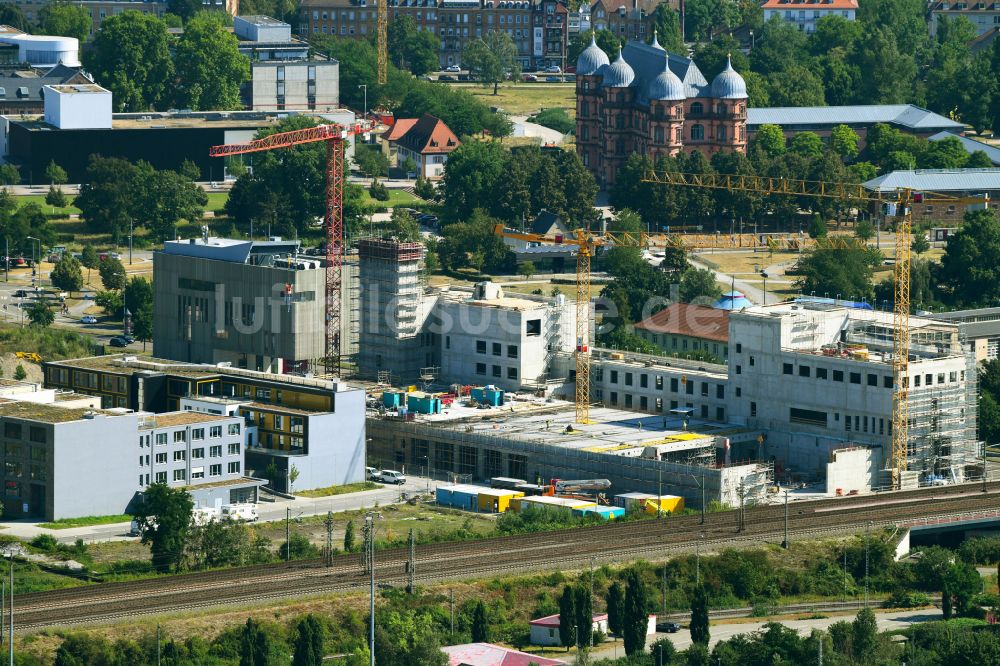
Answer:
[
  {"xmin": 575, "ymin": 39, "xmax": 748, "ymax": 187},
  {"xmin": 530, "ymin": 613, "xmax": 608, "ymax": 646},
  {"xmin": 138, "ymin": 409, "xmax": 264, "ymax": 505},
  {"xmin": 152, "ymin": 235, "xmax": 358, "ymax": 373},
  {"xmin": 568, "ymin": 3, "xmax": 589, "ymax": 37},
  {"xmin": 379, "ymin": 117, "xmax": 417, "ymax": 166},
  {"xmin": 746, "ymin": 105, "xmax": 965, "ymax": 149},
  {"xmin": 863, "ymin": 168, "xmax": 1000, "ymax": 224},
  {"xmin": 0, "ymin": 63, "xmax": 93, "ymax": 115},
  {"xmin": 498, "ymin": 211, "xmax": 576, "ymax": 271},
  {"xmin": 297, "ymin": 0, "xmax": 567, "ymax": 70},
  {"xmin": 931, "ymin": 0, "xmax": 1000, "ymax": 37},
  {"xmin": 42, "ymin": 354, "xmax": 367, "ymax": 493},
  {"xmin": 7, "ymin": 0, "xmax": 236, "ymax": 35},
  {"xmin": 385, "ymin": 114, "xmax": 460, "ymax": 179},
  {"xmin": 632, "ymin": 302, "xmax": 729, "ymax": 361},
  {"xmin": 761, "ymin": 0, "xmax": 858, "ymax": 32},
  {"xmin": 234, "ymin": 15, "xmax": 340, "ymax": 112},
  {"xmin": 589, "ymin": 0, "xmax": 671, "ymax": 43}
]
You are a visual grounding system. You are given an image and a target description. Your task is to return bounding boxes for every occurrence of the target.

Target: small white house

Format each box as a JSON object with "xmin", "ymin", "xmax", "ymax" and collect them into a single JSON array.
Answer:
[{"xmin": 529, "ymin": 613, "xmax": 609, "ymax": 647}]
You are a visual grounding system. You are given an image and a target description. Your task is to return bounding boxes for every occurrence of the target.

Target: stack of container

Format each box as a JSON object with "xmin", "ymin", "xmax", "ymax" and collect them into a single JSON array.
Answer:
[
  {"xmin": 573, "ymin": 505, "xmax": 626, "ymax": 521},
  {"xmin": 642, "ymin": 495, "xmax": 685, "ymax": 515},
  {"xmin": 614, "ymin": 492, "xmax": 656, "ymax": 510},
  {"xmin": 435, "ymin": 484, "xmax": 482, "ymax": 511},
  {"xmin": 511, "ymin": 495, "xmax": 595, "ymax": 516},
  {"xmin": 381, "ymin": 390, "xmax": 405, "ymax": 409},
  {"xmin": 476, "ymin": 487, "xmax": 525, "ymax": 513}
]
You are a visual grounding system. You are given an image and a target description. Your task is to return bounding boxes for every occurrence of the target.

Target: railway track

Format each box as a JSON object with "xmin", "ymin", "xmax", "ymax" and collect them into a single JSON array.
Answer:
[{"xmin": 11, "ymin": 484, "xmax": 1000, "ymax": 629}]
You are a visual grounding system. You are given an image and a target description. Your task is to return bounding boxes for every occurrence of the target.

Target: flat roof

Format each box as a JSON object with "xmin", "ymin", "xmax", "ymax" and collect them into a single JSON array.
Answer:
[
  {"xmin": 747, "ymin": 104, "xmax": 963, "ymax": 131},
  {"xmin": 47, "ymin": 84, "xmax": 107, "ymax": 94},
  {"xmin": 0, "ymin": 399, "xmax": 117, "ymax": 424},
  {"xmin": 864, "ymin": 168, "xmax": 1000, "ymax": 192},
  {"xmin": 141, "ymin": 411, "xmax": 232, "ymax": 429},
  {"xmin": 398, "ymin": 398, "xmax": 746, "ymax": 453}
]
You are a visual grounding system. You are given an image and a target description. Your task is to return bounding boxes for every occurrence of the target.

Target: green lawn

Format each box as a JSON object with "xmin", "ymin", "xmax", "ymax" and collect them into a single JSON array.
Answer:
[
  {"xmin": 37, "ymin": 514, "xmax": 132, "ymax": 529},
  {"xmin": 296, "ymin": 481, "xmax": 379, "ymax": 498},
  {"xmin": 454, "ymin": 82, "xmax": 577, "ymax": 117},
  {"xmin": 205, "ymin": 191, "xmax": 229, "ymax": 213},
  {"xmin": 14, "ymin": 194, "xmax": 80, "ymax": 216},
  {"xmin": 362, "ymin": 188, "xmax": 424, "ymax": 208}
]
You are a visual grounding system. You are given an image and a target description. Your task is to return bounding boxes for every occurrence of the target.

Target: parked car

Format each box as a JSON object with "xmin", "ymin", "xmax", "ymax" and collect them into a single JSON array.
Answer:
[
  {"xmin": 438, "ymin": 75, "xmax": 456, "ymax": 81},
  {"xmin": 545, "ymin": 76, "xmax": 561, "ymax": 82},
  {"xmin": 656, "ymin": 622, "xmax": 682, "ymax": 633},
  {"xmin": 445, "ymin": 64, "xmax": 462, "ymax": 72},
  {"xmin": 13, "ymin": 289, "xmax": 27, "ymax": 298},
  {"xmin": 109, "ymin": 336, "xmax": 130, "ymax": 347},
  {"xmin": 366, "ymin": 466, "xmax": 378, "ymax": 481},
  {"xmin": 544, "ymin": 65, "xmax": 562, "ymax": 73},
  {"xmin": 522, "ymin": 74, "xmax": 538, "ymax": 82},
  {"xmin": 81, "ymin": 315, "xmax": 98, "ymax": 324},
  {"xmin": 375, "ymin": 470, "xmax": 406, "ymax": 485}
]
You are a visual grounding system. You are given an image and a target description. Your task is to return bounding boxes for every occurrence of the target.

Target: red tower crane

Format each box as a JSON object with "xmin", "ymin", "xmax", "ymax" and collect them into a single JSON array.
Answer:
[{"xmin": 210, "ymin": 123, "xmax": 362, "ymax": 376}]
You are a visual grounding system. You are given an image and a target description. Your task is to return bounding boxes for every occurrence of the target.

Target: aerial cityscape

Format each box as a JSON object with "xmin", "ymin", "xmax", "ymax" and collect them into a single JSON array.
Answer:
[{"xmin": 0, "ymin": 0, "xmax": 992, "ymax": 663}]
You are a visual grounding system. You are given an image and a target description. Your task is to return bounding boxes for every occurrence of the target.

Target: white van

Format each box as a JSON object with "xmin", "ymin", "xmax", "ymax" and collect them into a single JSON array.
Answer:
[{"xmin": 221, "ymin": 503, "xmax": 258, "ymax": 522}]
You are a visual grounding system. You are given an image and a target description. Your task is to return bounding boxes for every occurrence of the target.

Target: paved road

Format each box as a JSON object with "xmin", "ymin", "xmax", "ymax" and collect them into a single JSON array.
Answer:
[
  {"xmin": 0, "ymin": 475, "xmax": 440, "ymax": 544},
  {"xmin": 510, "ymin": 115, "xmax": 565, "ymax": 145},
  {"xmin": 570, "ymin": 608, "xmax": 940, "ymax": 662}
]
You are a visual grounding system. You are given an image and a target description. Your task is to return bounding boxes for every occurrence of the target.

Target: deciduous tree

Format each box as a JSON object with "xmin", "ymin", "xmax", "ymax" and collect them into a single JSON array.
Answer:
[
  {"xmin": 50, "ymin": 255, "xmax": 83, "ymax": 295},
  {"xmin": 463, "ymin": 30, "xmax": 520, "ymax": 95},
  {"xmin": 39, "ymin": 3, "xmax": 92, "ymax": 41},
  {"xmin": 134, "ymin": 483, "xmax": 194, "ymax": 573},
  {"xmin": 174, "ymin": 12, "xmax": 249, "ymax": 110},
  {"xmin": 84, "ymin": 12, "xmax": 174, "ymax": 111}
]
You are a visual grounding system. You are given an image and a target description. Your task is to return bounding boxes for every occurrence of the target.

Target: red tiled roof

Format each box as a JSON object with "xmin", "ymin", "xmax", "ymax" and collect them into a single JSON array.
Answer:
[
  {"xmin": 633, "ymin": 303, "xmax": 729, "ymax": 342},
  {"xmin": 381, "ymin": 118, "xmax": 418, "ymax": 142},
  {"xmin": 395, "ymin": 114, "xmax": 461, "ymax": 155},
  {"xmin": 441, "ymin": 643, "xmax": 567, "ymax": 666},
  {"xmin": 761, "ymin": 0, "xmax": 857, "ymax": 8}
]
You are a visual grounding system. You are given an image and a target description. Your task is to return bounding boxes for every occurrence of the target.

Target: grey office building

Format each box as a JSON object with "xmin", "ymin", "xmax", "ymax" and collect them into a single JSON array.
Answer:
[{"xmin": 153, "ymin": 236, "xmax": 358, "ymax": 375}]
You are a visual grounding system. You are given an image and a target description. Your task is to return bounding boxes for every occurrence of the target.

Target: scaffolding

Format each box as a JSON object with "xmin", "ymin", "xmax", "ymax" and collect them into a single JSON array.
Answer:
[
  {"xmin": 902, "ymin": 347, "xmax": 980, "ymax": 487},
  {"xmin": 357, "ymin": 238, "xmax": 429, "ymax": 383}
]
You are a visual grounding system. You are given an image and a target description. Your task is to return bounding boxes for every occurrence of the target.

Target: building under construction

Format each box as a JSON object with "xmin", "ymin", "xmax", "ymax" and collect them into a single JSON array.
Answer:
[{"xmin": 366, "ymin": 394, "xmax": 773, "ymax": 508}]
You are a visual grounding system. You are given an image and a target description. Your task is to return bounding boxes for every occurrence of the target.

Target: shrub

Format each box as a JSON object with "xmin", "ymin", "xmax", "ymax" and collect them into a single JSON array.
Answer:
[{"xmin": 368, "ymin": 181, "xmax": 390, "ymax": 201}]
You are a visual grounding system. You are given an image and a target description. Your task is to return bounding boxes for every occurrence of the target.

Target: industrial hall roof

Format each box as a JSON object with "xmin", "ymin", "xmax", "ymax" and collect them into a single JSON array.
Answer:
[
  {"xmin": 863, "ymin": 168, "xmax": 1000, "ymax": 192},
  {"xmin": 928, "ymin": 131, "xmax": 1000, "ymax": 166},
  {"xmin": 746, "ymin": 104, "xmax": 964, "ymax": 132}
]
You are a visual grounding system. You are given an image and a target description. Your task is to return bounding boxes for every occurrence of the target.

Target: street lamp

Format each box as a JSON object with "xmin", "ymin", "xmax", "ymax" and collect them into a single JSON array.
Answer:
[
  {"xmin": 760, "ymin": 270, "xmax": 768, "ymax": 306},
  {"xmin": 749, "ymin": 30, "xmax": 754, "ymax": 49},
  {"xmin": 25, "ymin": 236, "xmax": 38, "ymax": 287}
]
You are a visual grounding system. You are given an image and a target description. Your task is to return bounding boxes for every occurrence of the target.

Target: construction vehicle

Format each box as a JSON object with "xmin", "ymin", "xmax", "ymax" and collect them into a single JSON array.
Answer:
[
  {"xmin": 552, "ymin": 478, "xmax": 611, "ymax": 494},
  {"xmin": 15, "ymin": 352, "xmax": 41, "ymax": 364}
]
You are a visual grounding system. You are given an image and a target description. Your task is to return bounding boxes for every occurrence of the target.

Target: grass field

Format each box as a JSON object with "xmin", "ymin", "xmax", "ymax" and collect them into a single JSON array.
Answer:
[
  {"xmin": 13, "ymin": 194, "xmax": 80, "ymax": 216},
  {"xmin": 296, "ymin": 481, "xmax": 379, "ymax": 498},
  {"xmin": 361, "ymin": 188, "xmax": 423, "ymax": 208},
  {"xmin": 38, "ymin": 514, "xmax": 132, "ymax": 530},
  {"xmin": 453, "ymin": 82, "xmax": 577, "ymax": 117}
]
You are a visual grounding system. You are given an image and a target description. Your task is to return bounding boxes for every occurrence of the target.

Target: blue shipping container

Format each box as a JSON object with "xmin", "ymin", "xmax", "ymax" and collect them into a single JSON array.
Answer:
[{"xmin": 450, "ymin": 490, "xmax": 479, "ymax": 511}]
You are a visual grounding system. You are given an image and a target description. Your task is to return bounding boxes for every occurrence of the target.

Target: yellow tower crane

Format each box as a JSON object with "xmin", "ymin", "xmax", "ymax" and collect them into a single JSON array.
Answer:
[{"xmin": 640, "ymin": 170, "xmax": 988, "ymax": 488}]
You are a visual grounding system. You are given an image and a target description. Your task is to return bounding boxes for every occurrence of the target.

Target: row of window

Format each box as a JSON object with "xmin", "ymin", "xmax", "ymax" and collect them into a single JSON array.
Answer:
[
  {"xmin": 475, "ymin": 340, "xmax": 519, "ymax": 358},
  {"xmin": 2, "ymin": 423, "xmax": 46, "ymax": 444},
  {"xmin": 780, "ymin": 362, "xmax": 895, "ymax": 388},
  {"xmin": 148, "ymin": 461, "xmax": 240, "ymax": 485},
  {"xmin": 141, "ymin": 443, "xmax": 241, "ymax": 466},
  {"xmin": 603, "ymin": 391, "xmax": 726, "ymax": 421},
  {"xmin": 604, "ymin": 370, "xmax": 726, "ymax": 399},
  {"xmin": 475, "ymin": 363, "xmax": 519, "ymax": 380},
  {"xmin": 141, "ymin": 424, "xmax": 237, "ymax": 447}
]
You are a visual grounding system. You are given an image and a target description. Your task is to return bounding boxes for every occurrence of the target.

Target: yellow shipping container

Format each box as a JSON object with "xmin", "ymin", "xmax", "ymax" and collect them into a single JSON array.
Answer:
[
  {"xmin": 643, "ymin": 495, "xmax": 685, "ymax": 515},
  {"xmin": 476, "ymin": 489, "xmax": 524, "ymax": 514}
]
